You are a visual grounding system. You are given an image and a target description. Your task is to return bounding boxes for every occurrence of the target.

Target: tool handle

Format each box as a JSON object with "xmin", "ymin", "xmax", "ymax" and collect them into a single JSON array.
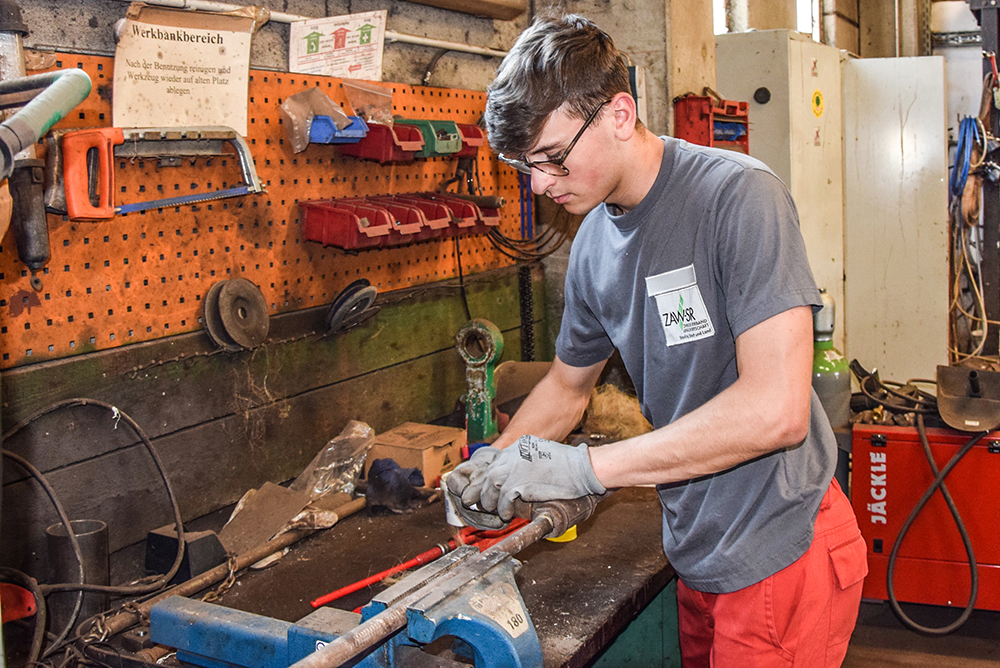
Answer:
[{"xmin": 62, "ymin": 127, "xmax": 123, "ymax": 220}]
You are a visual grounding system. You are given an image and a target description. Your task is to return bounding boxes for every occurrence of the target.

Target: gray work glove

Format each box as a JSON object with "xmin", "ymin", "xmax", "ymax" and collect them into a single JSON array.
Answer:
[
  {"xmin": 446, "ymin": 445, "xmax": 501, "ymax": 508},
  {"xmin": 479, "ymin": 435, "xmax": 606, "ymax": 521}
]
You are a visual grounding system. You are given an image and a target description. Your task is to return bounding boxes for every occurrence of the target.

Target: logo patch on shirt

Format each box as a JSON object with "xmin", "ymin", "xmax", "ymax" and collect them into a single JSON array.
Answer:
[{"xmin": 646, "ymin": 265, "xmax": 715, "ymax": 346}]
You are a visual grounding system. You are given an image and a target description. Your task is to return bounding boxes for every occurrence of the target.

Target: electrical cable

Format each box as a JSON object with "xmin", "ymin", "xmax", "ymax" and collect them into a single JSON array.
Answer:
[
  {"xmin": 2, "ymin": 399, "xmax": 186, "ymax": 658},
  {"xmin": 453, "ymin": 236, "xmax": 472, "ymax": 321},
  {"xmin": 2, "ymin": 451, "xmax": 84, "ymax": 658},
  {"xmin": 949, "ymin": 117, "xmax": 979, "ymax": 201},
  {"xmin": 852, "ymin": 372, "xmax": 939, "ymax": 416},
  {"xmin": 885, "ymin": 413, "xmax": 983, "ymax": 635}
]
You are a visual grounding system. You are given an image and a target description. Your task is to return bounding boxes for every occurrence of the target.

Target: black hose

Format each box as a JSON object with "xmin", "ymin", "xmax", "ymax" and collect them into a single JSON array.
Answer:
[
  {"xmin": 886, "ymin": 413, "xmax": 982, "ymax": 635},
  {"xmin": 849, "ymin": 359, "xmax": 939, "ymax": 415},
  {"xmin": 0, "ymin": 567, "xmax": 47, "ymax": 666},
  {"xmin": 2, "ymin": 399, "xmax": 186, "ymax": 653},
  {"xmin": 453, "ymin": 237, "xmax": 472, "ymax": 321},
  {"xmin": 2, "ymin": 450, "xmax": 84, "ymax": 657}
]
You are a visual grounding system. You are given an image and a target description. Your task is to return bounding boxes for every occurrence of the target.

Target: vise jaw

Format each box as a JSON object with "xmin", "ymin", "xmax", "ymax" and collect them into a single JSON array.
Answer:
[{"xmin": 149, "ymin": 545, "xmax": 542, "ymax": 668}]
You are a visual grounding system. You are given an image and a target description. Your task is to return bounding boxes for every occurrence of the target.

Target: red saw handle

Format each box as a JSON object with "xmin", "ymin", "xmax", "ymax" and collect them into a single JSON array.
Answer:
[{"xmin": 62, "ymin": 127, "xmax": 124, "ymax": 220}]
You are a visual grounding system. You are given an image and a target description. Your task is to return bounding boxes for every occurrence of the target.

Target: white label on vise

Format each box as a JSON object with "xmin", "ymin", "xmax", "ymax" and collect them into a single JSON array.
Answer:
[
  {"xmin": 646, "ymin": 265, "xmax": 715, "ymax": 347},
  {"xmin": 469, "ymin": 582, "xmax": 529, "ymax": 638}
]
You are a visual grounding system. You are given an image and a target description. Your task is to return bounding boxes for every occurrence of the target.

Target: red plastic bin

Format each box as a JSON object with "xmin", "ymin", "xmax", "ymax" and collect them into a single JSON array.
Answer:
[
  {"xmin": 454, "ymin": 124, "xmax": 486, "ymax": 158},
  {"xmin": 338, "ymin": 123, "xmax": 424, "ymax": 163},
  {"xmin": 392, "ymin": 195, "xmax": 453, "ymax": 230},
  {"xmin": 299, "ymin": 200, "xmax": 393, "ymax": 250}
]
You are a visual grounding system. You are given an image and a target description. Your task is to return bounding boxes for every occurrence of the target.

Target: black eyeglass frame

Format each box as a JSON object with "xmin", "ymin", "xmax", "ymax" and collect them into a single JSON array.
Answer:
[{"xmin": 498, "ymin": 99, "xmax": 612, "ymax": 176}]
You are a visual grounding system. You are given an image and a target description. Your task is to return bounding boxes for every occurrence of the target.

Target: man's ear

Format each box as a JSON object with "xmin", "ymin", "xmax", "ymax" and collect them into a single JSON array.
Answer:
[{"xmin": 610, "ymin": 92, "xmax": 638, "ymax": 141}]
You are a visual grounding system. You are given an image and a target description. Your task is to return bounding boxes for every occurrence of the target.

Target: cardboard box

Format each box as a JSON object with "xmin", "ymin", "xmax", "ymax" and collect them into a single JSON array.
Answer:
[{"xmin": 366, "ymin": 422, "xmax": 466, "ymax": 485}]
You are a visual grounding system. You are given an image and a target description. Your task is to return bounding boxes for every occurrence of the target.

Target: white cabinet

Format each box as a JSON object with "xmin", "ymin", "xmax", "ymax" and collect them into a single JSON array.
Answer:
[
  {"xmin": 841, "ymin": 57, "xmax": 949, "ymax": 382},
  {"xmin": 716, "ymin": 30, "xmax": 846, "ymax": 352},
  {"xmin": 716, "ymin": 31, "xmax": 949, "ymax": 381}
]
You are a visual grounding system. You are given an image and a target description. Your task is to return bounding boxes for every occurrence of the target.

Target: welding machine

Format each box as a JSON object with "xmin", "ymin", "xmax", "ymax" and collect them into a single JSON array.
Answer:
[
  {"xmin": 850, "ymin": 364, "xmax": 1000, "ymax": 634},
  {"xmin": 852, "ymin": 422, "xmax": 1000, "ymax": 612}
]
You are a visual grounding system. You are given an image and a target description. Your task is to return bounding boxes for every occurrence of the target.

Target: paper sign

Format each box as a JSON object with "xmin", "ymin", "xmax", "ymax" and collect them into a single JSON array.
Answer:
[
  {"xmin": 288, "ymin": 11, "xmax": 387, "ymax": 81},
  {"xmin": 113, "ymin": 6, "xmax": 253, "ymax": 133}
]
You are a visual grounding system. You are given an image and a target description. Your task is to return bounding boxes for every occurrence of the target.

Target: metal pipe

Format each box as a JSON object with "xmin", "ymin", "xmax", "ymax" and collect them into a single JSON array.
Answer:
[
  {"xmin": 99, "ymin": 498, "xmax": 367, "ymax": 639},
  {"xmin": 111, "ymin": 0, "xmax": 509, "ymax": 59},
  {"xmin": 0, "ymin": 68, "xmax": 91, "ymax": 180},
  {"xmin": 725, "ymin": 0, "xmax": 748, "ymax": 33},
  {"xmin": 287, "ymin": 513, "xmax": 555, "ymax": 668}
]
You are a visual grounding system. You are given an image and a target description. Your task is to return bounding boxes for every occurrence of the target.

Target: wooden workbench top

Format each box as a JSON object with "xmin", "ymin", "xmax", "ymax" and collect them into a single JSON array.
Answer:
[{"xmin": 213, "ymin": 486, "xmax": 672, "ymax": 668}]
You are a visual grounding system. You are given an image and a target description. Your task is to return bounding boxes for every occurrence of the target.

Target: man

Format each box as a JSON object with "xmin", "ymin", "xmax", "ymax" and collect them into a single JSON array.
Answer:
[{"xmin": 447, "ymin": 14, "xmax": 867, "ymax": 668}]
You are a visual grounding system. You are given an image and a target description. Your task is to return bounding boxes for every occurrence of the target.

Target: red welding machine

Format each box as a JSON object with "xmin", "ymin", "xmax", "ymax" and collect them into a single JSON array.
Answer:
[{"xmin": 852, "ymin": 423, "xmax": 1000, "ymax": 610}]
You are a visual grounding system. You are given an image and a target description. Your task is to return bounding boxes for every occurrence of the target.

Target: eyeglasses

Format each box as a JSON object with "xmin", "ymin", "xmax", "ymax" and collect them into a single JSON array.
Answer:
[{"xmin": 498, "ymin": 99, "xmax": 611, "ymax": 177}]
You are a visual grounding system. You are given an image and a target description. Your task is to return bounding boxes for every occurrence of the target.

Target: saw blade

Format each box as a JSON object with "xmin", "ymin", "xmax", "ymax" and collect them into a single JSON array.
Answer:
[{"xmin": 117, "ymin": 185, "xmax": 258, "ymax": 215}]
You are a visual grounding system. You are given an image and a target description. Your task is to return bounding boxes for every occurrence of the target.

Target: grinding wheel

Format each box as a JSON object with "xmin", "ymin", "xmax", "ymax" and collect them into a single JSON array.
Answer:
[
  {"xmin": 327, "ymin": 280, "xmax": 378, "ymax": 333},
  {"xmin": 218, "ymin": 278, "xmax": 270, "ymax": 349},
  {"xmin": 203, "ymin": 281, "xmax": 242, "ymax": 352}
]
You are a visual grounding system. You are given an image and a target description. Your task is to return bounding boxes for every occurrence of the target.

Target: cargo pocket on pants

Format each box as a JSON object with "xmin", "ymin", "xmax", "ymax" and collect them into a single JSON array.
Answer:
[
  {"xmin": 830, "ymin": 533, "xmax": 868, "ymax": 590},
  {"xmin": 828, "ymin": 532, "xmax": 868, "ymax": 650}
]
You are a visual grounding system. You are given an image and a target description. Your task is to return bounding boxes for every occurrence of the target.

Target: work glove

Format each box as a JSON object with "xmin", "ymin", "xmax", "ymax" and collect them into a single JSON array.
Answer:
[
  {"xmin": 479, "ymin": 435, "xmax": 606, "ymax": 521},
  {"xmin": 446, "ymin": 445, "xmax": 501, "ymax": 508}
]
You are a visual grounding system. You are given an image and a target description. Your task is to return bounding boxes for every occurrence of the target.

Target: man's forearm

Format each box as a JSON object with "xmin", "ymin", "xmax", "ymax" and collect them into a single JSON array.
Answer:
[
  {"xmin": 493, "ymin": 378, "xmax": 590, "ymax": 449},
  {"xmin": 492, "ymin": 357, "xmax": 606, "ymax": 449},
  {"xmin": 590, "ymin": 306, "xmax": 815, "ymax": 488},
  {"xmin": 589, "ymin": 376, "xmax": 808, "ymax": 487}
]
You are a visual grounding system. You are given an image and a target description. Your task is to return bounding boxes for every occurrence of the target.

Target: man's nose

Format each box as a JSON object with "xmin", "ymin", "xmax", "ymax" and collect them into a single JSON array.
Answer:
[{"xmin": 529, "ymin": 170, "xmax": 556, "ymax": 195}]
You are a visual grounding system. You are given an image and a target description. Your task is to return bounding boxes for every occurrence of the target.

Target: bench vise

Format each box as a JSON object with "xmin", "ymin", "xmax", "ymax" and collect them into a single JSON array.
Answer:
[
  {"xmin": 151, "ymin": 543, "xmax": 542, "ymax": 668},
  {"xmin": 150, "ymin": 497, "xmax": 604, "ymax": 668}
]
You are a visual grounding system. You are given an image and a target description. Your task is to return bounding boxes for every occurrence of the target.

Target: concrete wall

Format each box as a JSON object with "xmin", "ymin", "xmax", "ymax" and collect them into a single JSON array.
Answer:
[{"xmin": 16, "ymin": 0, "xmax": 690, "ymax": 137}]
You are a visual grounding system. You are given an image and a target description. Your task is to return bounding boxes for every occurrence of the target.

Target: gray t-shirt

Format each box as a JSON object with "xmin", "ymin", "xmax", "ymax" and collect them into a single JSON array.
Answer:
[{"xmin": 555, "ymin": 137, "xmax": 837, "ymax": 593}]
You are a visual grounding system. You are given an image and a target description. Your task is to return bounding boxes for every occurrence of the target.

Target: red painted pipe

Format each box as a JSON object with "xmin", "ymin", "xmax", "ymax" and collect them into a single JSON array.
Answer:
[
  {"xmin": 310, "ymin": 518, "xmax": 529, "ymax": 608},
  {"xmin": 310, "ymin": 541, "xmax": 456, "ymax": 608}
]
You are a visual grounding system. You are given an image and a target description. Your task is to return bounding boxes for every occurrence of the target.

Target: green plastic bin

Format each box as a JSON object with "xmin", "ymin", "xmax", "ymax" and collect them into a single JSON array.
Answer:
[{"xmin": 395, "ymin": 118, "xmax": 462, "ymax": 158}]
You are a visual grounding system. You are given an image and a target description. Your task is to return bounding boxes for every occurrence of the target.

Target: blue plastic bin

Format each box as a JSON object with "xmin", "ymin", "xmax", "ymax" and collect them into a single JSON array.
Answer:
[{"xmin": 309, "ymin": 115, "xmax": 369, "ymax": 144}]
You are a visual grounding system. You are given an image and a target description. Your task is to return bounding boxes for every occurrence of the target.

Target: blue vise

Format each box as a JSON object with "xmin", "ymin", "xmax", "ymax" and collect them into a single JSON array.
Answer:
[{"xmin": 149, "ymin": 545, "xmax": 542, "ymax": 668}]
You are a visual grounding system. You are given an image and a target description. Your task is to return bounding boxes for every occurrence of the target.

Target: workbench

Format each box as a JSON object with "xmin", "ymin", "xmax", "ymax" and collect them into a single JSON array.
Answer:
[{"xmin": 207, "ymin": 487, "xmax": 674, "ymax": 668}]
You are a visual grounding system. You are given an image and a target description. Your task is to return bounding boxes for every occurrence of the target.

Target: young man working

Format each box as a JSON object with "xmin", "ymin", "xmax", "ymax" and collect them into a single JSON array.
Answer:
[{"xmin": 447, "ymin": 14, "xmax": 868, "ymax": 667}]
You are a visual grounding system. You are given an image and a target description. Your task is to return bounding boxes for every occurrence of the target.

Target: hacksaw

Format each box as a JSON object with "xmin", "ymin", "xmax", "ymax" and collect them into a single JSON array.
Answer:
[{"xmin": 61, "ymin": 125, "xmax": 264, "ymax": 220}]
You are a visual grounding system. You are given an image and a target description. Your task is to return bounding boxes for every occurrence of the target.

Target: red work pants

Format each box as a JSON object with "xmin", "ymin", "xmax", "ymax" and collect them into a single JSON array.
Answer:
[{"xmin": 677, "ymin": 480, "xmax": 867, "ymax": 667}]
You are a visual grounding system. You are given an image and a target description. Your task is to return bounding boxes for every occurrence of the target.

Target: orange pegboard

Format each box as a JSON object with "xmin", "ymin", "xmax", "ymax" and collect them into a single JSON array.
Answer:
[{"xmin": 0, "ymin": 55, "xmax": 524, "ymax": 368}]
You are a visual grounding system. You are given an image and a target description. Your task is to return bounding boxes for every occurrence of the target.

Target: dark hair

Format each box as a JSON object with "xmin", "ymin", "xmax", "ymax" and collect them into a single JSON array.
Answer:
[{"xmin": 483, "ymin": 14, "xmax": 633, "ymax": 157}]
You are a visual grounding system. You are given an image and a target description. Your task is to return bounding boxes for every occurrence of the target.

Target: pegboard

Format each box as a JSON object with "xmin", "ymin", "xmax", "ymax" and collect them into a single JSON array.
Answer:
[{"xmin": 0, "ymin": 55, "xmax": 525, "ymax": 369}]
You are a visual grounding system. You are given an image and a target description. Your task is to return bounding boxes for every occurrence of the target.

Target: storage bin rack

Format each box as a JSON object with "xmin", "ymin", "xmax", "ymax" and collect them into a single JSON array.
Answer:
[
  {"xmin": 0, "ymin": 54, "xmax": 521, "ymax": 369},
  {"xmin": 300, "ymin": 193, "xmax": 500, "ymax": 250},
  {"xmin": 337, "ymin": 123, "xmax": 425, "ymax": 163},
  {"xmin": 673, "ymin": 95, "xmax": 749, "ymax": 154}
]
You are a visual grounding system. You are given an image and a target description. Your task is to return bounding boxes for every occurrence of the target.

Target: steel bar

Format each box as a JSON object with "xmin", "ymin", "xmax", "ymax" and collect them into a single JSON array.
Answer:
[
  {"xmin": 98, "ymin": 498, "xmax": 366, "ymax": 638},
  {"xmin": 286, "ymin": 513, "xmax": 554, "ymax": 668}
]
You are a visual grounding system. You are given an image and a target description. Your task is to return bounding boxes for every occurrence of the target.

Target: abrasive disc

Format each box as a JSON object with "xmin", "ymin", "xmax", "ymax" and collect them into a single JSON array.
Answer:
[
  {"xmin": 218, "ymin": 278, "xmax": 270, "ymax": 349},
  {"xmin": 203, "ymin": 281, "xmax": 242, "ymax": 352},
  {"xmin": 326, "ymin": 280, "xmax": 378, "ymax": 333}
]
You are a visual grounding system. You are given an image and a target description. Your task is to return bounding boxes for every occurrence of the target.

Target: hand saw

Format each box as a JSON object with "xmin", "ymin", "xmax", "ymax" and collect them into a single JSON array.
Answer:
[{"xmin": 62, "ymin": 126, "xmax": 264, "ymax": 220}]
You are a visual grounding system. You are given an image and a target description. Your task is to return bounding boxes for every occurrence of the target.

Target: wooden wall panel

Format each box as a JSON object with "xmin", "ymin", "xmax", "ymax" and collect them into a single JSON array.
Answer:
[{"xmin": 2, "ymin": 264, "xmax": 548, "ymax": 578}]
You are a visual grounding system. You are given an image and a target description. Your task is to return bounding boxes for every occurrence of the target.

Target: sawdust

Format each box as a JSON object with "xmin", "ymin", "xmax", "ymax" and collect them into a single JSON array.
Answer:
[{"xmin": 580, "ymin": 384, "xmax": 652, "ymax": 440}]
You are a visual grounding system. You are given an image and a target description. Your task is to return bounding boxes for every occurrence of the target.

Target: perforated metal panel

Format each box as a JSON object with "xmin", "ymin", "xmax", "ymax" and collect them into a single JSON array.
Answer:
[{"xmin": 0, "ymin": 55, "xmax": 521, "ymax": 368}]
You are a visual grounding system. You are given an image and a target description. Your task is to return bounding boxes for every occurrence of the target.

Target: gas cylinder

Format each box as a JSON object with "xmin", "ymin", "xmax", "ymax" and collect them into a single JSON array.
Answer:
[{"xmin": 812, "ymin": 289, "xmax": 852, "ymax": 492}]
